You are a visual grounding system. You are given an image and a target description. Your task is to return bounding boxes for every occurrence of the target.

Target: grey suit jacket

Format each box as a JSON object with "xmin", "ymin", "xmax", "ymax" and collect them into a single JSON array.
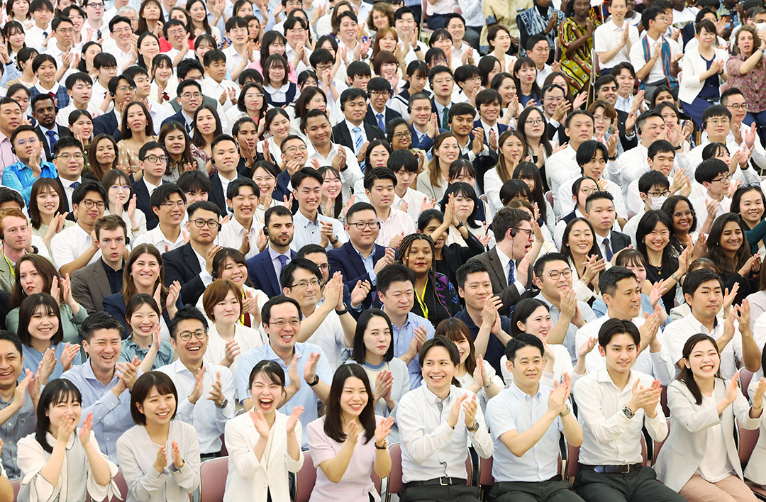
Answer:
[
  {"xmin": 469, "ymin": 247, "xmax": 534, "ymax": 316},
  {"xmin": 0, "ymin": 255, "xmax": 13, "ymax": 294},
  {"xmin": 71, "ymin": 259, "xmax": 114, "ymax": 314}
]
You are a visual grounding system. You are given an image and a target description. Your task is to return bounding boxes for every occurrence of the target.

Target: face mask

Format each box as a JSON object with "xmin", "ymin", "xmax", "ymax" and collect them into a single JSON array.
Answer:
[
  {"xmin": 756, "ymin": 22, "xmax": 766, "ymax": 32},
  {"xmin": 650, "ymin": 195, "xmax": 668, "ymax": 210}
]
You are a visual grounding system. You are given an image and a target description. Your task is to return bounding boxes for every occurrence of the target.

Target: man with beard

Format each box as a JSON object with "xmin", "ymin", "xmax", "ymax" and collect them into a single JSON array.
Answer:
[
  {"xmin": 246, "ymin": 205, "xmax": 297, "ymax": 297},
  {"xmin": 0, "ymin": 98, "xmax": 22, "ymax": 178},
  {"xmin": 32, "ymin": 94, "xmax": 71, "ymax": 162}
]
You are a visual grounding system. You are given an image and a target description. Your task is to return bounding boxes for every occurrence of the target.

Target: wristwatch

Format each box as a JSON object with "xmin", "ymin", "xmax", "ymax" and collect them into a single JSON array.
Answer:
[
  {"xmin": 215, "ymin": 398, "xmax": 228, "ymax": 409},
  {"xmin": 307, "ymin": 375, "xmax": 320, "ymax": 387},
  {"xmin": 455, "ymin": 221, "xmax": 464, "ymax": 230},
  {"xmin": 467, "ymin": 421, "xmax": 480, "ymax": 433},
  {"xmin": 621, "ymin": 405, "xmax": 634, "ymax": 419}
]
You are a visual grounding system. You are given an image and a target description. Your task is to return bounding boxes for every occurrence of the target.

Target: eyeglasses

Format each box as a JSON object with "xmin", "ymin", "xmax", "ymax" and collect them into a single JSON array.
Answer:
[
  {"xmin": 190, "ymin": 218, "xmax": 218, "ymax": 228},
  {"xmin": 181, "ymin": 92, "xmax": 202, "ymax": 99},
  {"xmin": 546, "ymin": 268, "xmax": 572, "ymax": 280},
  {"xmin": 290, "ymin": 278, "xmax": 320, "ymax": 289},
  {"xmin": 349, "ymin": 221, "xmax": 381, "ymax": 230},
  {"xmin": 285, "ymin": 145, "xmax": 308, "ymax": 154},
  {"xmin": 707, "ymin": 118, "xmax": 730, "ymax": 126},
  {"xmin": 57, "ymin": 28, "xmax": 75, "ymax": 34},
  {"xmin": 511, "ymin": 227, "xmax": 534, "ymax": 238},
  {"xmin": 112, "ymin": 27, "xmax": 132, "ymax": 34},
  {"xmin": 110, "ymin": 185, "xmax": 131, "ymax": 191},
  {"xmin": 81, "ymin": 199, "xmax": 105, "ymax": 209},
  {"xmin": 673, "ymin": 209, "xmax": 694, "ymax": 218},
  {"xmin": 727, "ymin": 103, "xmax": 748, "ymax": 111},
  {"xmin": 526, "ymin": 119, "xmax": 544, "ymax": 126},
  {"xmin": 177, "ymin": 329, "xmax": 207, "ymax": 341},
  {"xmin": 16, "ymin": 137, "xmax": 38, "ymax": 146},
  {"xmin": 269, "ymin": 319, "xmax": 301, "ymax": 328},
  {"xmin": 394, "ymin": 131, "xmax": 412, "ymax": 140},
  {"xmin": 87, "ymin": 2, "xmax": 104, "ymax": 7},
  {"xmin": 316, "ymin": 263, "xmax": 329, "ymax": 271},
  {"xmin": 370, "ymin": 90, "xmax": 391, "ymax": 97},
  {"xmin": 160, "ymin": 200, "xmax": 186, "ymax": 209},
  {"xmin": 144, "ymin": 154, "xmax": 169, "ymax": 163},
  {"xmin": 433, "ymin": 78, "xmax": 454, "ymax": 85},
  {"xmin": 544, "ymin": 96, "xmax": 563, "ymax": 103},
  {"xmin": 712, "ymin": 174, "xmax": 731, "ymax": 183},
  {"xmin": 315, "ymin": 64, "xmax": 333, "ymax": 72},
  {"xmin": 168, "ymin": 28, "xmax": 186, "ymax": 37},
  {"xmin": 580, "ymin": 187, "xmax": 598, "ymax": 195},
  {"xmin": 648, "ymin": 190, "xmax": 671, "ymax": 197},
  {"xmin": 116, "ymin": 86, "xmax": 136, "ymax": 93}
]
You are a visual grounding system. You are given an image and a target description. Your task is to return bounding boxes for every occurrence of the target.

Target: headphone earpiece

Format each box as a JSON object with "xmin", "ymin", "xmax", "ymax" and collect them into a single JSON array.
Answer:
[
  {"xmin": 510, "ymin": 229, "xmax": 516, "ymax": 238},
  {"xmin": 263, "ymin": 227, "xmax": 269, "ymax": 236}
]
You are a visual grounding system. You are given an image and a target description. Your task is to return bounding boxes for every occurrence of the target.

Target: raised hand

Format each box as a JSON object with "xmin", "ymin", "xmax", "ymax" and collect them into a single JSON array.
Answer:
[
  {"xmin": 375, "ymin": 416, "xmax": 394, "ymax": 445},
  {"xmin": 115, "ymin": 357, "xmax": 140, "ymax": 391},
  {"xmin": 286, "ymin": 406, "xmax": 304, "ymax": 433},
  {"xmin": 60, "ymin": 342, "xmax": 81, "ymax": 372},
  {"xmin": 303, "ymin": 352, "xmax": 322, "ymax": 384},
  {"xmin": 373, "ymin": 370, "xmax": 393, "ymax": 403},
  {"xmin": 578, "ymin": 337, "xmax": 597, "ymax": 359},
  {"xmin": 446, "ymin": 393, "xmax": 468, "ymax": 428},
  {"xmin": 345, "ymin": 419, "xmax": 360, "ymax": 444},
  {"xmin": 350, "ymin": 280, "xmax": 372, "ymax": 306},
  {"xmin": 462, "ymin": 393, "xmax": 479, "ymax": 429},
  {"xmin": 79, "ymin": 412, "xmax": 94, "ymax": 446},
  {"xmin": 153, "ymin": 444, "xmax": 168, "ymax": 473},
  {"xmin": 189, "ymin": 366, "xmax": 205, "ymax": 404},
  {"xmin": 207, "ymin": 371, "xmax": 226, "ymax": 407}
]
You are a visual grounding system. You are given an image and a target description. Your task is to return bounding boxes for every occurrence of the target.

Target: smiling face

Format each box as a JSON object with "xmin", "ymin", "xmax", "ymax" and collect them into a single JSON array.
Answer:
[
  {"xmin": 321, "ymin": 170, "xmax": 342, "ymax": 201},
  {"xmin": 229, "ymin": 185, "xmax": 258, "ymax": 222},
  {"xmin": 136, "ymin": 386, "xmax": 176, "ymax": 426},
  {"xmin": 436, "ymin": 137, "xmax": 460, "ymax": 168},
  {"xmin": 339, "ymin": 375, "xmax": 368, "ymax": 418},
  {"xmin": 535, "ymin": 259, "xmax": 573, "ymax": 300},
  {"xmin": 250, "ymin": 370, "xmax": 285, "ymax": 413},
  {"xmin": 566, "ymin": 220, "xmax": 594, "ymax": 256},
  {"xmin": 263, "ymin": 302, "xmax": 301, "ymax": 352},
  {"xmin": 305, "ymin": 114, "xmax": 331, "ymax": 147},
  {"xmin": 212, "ymin": 139, "xmax": 239, "ymax": 176},
  {"xmin": 422, "ymin": 345, "xmax": 456, "ymax": 395},
  {"xmin": 131, "ymin": 252, "xmax": 161, "ymax": 291},
  {"xmin": 69, "ymin": 114, "xmax": 93, "ymax": 140},
  {"xmin": 219, "ymin": 257, "xmax": 248, "ymax": 287},
  {"xmin": 490, "ymin": 27, "xmax": 511, "ymax": 53},
  {"xmin": 0, "ymin": 340, "xmax": 22, "ymax": 391},
  {"xmin": 404, "ymin": 239, "xmax": 433, "ymax": 275},
  {"xmin": 686, "ymin": 339, "xmax": 720, "ymax": 380},
  {"xmin": 46, "ymin": 392, "xmax": 82, "ymax": 434},
  {"xmin": 604, "ymin": 277, "xmax": 641, "ymax": 319},
  {"xmin": 644, "ymin": 220, "xmax": 670, "ymax": 253},
  {"xmin": 719, "ymin": 220, "xmax": 744, "ymax": 253},
  {"xmin": 128, "ymin": 302, "xmax": 159, "ymax": 339},
  {"xmin": 170, "ymin": 318, "xmax": 208, "ymax": 365},
  {"xmin": 598, "ymin": 333, "xmax": 638, "ymax": 375},
  {"xmin": 212, "ymin": 289, "xmax": 241, "ymax": 324},
  {"xmin": 739, "ymin": 189, "xmax": 765, "ymax": 226},
  {"xmin": 582, "ymin": 148, "xmax": 607, "ymax": 180},
  {"xmin": 252, "ymin": 166, "xmax": 276, "ymax": 199},
  {"xmin": 508, "ymin": 344, "xmax": 544, "ymax": 387},
  {"xmin": 83, "ymin": 328, "xmax": 123, "ymax": 375},
  {"xmin": 36, "ymin": 186, "xmax": 60, "ymax": 217},
  {"xmin": 410, "ymin": 98, "xmax": 431, "ymax": 127},
  {"xmin": 29, "ymin": 304, "xmax": 59, "ymax": 344}
]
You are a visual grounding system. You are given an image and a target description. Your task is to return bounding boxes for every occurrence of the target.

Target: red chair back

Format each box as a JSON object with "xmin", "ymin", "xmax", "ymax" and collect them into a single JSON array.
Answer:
[
  {"xmin": 567, "ymin": 444, "xmax": 580, "ymax": 480},
  {"xmin": 653, "ymin": 419, "xmax": 671, "ymax": 466},
  {"xmin": 387, "ymin": 444, "xmax": 404, "ymax": 495},
  {"xmin": 10, "ymin": 478, "xmax": 19, "ymax": 502},
  {"xmin": 479, "ymin": 456, "xmax": 494, "ymax": 485},
  {"xmin": 219, "ymin": 433, "xmax": 228, "ymax": 457},
  {"xmin": 739, "ymin": 421, "xmax": 760, "ymax": 466},
  {"xmin": 741, "ymin": 370, "xmax": 755, "ymax": 398},
  {"xmin": 296, "ymin": 450, "xmax": 317, "ymax": 502},
  {"xmin": 199, "ymin": 456, "xmax": 228, "ymax": 502}
]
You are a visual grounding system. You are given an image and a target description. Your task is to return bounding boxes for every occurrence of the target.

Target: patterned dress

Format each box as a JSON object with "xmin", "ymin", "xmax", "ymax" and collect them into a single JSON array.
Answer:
[{"xmin": 559, "ymin": 16, "xmax": 600, "ymax": 93}]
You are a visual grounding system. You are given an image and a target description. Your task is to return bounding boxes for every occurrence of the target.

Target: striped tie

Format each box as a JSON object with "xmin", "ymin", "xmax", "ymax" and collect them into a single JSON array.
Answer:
[{"xmin": 353, "ymin": 126, "xmax": 365, "ymax": 172}]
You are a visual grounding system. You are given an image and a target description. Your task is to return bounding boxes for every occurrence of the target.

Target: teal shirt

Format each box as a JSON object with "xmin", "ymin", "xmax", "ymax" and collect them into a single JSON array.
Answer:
[{"xmin": 118, "ymin": 338, "xmax": 175, "ymax": 370}]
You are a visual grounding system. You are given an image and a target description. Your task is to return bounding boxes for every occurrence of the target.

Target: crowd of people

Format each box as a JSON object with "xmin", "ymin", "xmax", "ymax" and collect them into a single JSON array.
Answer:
[{"xmin": 3, "ymin": 0, "xmax": 766, "ymax": 501}]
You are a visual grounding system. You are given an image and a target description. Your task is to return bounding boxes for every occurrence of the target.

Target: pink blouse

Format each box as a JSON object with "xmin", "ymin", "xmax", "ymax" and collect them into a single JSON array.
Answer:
[{"xmin": 726, "ymin": 54, "xmax": 766, "ymax": 113}]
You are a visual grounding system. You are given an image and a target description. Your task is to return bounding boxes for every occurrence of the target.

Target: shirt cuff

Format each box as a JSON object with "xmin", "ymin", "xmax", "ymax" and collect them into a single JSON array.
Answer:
[
  {"xmin": 514, "ymin": 281, "xmax": 526, "ymax": 295},
  {"xmin": 200, "ymin": 270, "xmax": 214, "ymax": 287}
]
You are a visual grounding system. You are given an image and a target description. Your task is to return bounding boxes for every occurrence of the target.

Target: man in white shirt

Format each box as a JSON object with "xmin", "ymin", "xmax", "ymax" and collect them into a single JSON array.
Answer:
[
  {"xmin": 289, "ymin": 168, "xmax": 347, "ymax": 252},
  {"xmin": 395, "ymin": 8, "xmax": 428, "ymax": 65},
  {"xmin": 629, "ymin": 6, "xmax": 681, "ymax": 101},
  {"xmin": 303, "ymin": 110, "xmax": 364, "ymax": 201},
  {"xmin": 280, "ymin": 258, "xmax": 354, "ymax": 370},
  {"xmin": 623, "ymin": 171, "xmax": 672, "ymax": 246},
  {"xmin": 397, "ymin": 336, "xmax": 493, "ymax": 500},
  {"xmin": 721, "ymin": 87, "xmax": 766, "ymax": 177},
  {"xmin": 365, "ymin": 167, "xmax": 415, "ymax": 248},
  {"xmin": 284, "ymin": 17, "xmax": 312, "ymax": 77},
  {"xmin": 57, "ymin": 73, "xmax": 101, "ymax": 127},
  {"xmin": 575, "ymin": 267, "xmax": 675, "ymax": 385},
  {"xmin": 132, "ymin": 184, "xmax": 188, "ymax": 253},
  {"xmin": 661, "ymin": 268, "xmax": 761, "ymax": 378},
  {"xmin": 25, "ymin": 0, "xmax": 54, "ymax": 52},
  {"xmin": 595, "ymin": 0, "xmax": 639, "ymax": 74},
  {"xmin": 526, "ymin": 35, "xmax": 555, "ymax": 88},
  {"xmin": 219, "ymin": 178, "xmax": 264, "ymax": 260},
  {"xmin": 486, "ymin": 334, "xmax": 584, "ymax": 502},
  {"xmin": 222, "ymin": 17, "xmax": 255, "ymax": 81},
  {"xmin": 158, "ymin": 306, "xmax": 235, "ymax": 457},
  {"xmin": 445, "ymin": 13, "xmax": 477, "ymax": 64},
  {"xmin": 51, "ymin": 178, "xmax": 106, "ymax": 275},
  {"xmin": 573, "ymin": 318, "xmax": 683, "ymax": 502},
  {"xmin": 45, "ymin": 16, "xmax": 77, "ymax": 71},
  {"xmin": 611, "ymin": 62, "xmax": 639, "ymax": 114},
  {"xmin": 624, "ymin": 140, "xmax": 683, "ymax": 217},
  {"xmin": 102, "ymin": 16, "xmax": 135, "ymax": 70},
  {"xmin": 547, "ymin": 110, "xmax": 594, "ymax": 213},
  {"xmin": 690, "ymin": 158, "xmax": 732, "ymax": 224},
  {"xmin": 83, "ymin": 0, "xmax": 109, "ymax": 39}
]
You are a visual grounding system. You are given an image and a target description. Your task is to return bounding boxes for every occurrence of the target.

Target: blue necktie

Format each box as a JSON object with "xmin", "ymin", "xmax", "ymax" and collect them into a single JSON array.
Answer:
[
  {"xmin": 377, "ymin": 113, "xmax": 384, "ymax": 130},
  {"xmin": 42, "ymin": 31, "xmax": 48, "ymax": 38},
  {"xmin": 277, "ymin": 254, "xmax": 288, "ymax": 272},
  {"xmin": 353, "ymin": 126, "xmax": 365, "ymax": 172},
  {"xmin": 507, "ymin": 260, "xmax": 515, "ymax": 287},
  {"xmin": 70, "ymin": 181, "xmax": 80, "ymax": 189},
  {"xmin": 603, "ymin": 238, "xmax": 613, "ymax": 262},
  {"xmin": 46, "ymin": 130, "xmax": 57, "ymax": 154}
]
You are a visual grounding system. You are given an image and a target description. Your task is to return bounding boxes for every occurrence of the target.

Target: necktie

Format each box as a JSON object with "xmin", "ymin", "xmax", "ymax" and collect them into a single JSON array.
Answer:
[
  {"xmin": 69, "ymin": 181, "xmax": 80, "ymax": 189},
  {"xmin": 352, "ymin": 126, "xmax": 363, "ymax": 154},
  {"xmin": 603, "ymin": 238, "xmax": 613, "ymax": 262},
  {"xmin": 277, "ymin": 254, "xmax": 288, "ymax": 272},
  {"xmin": 442, "ymin": 107, "xmax": 450, "ymax": 131},
  {"xmin": 377, "ymin": 113, "xmax": 384, "ymax": 130},
  {"xmin": 43, "ymin": 31, "xmax": 48, "ymax": 38},
  {"xmin": 46, "ymin": 130, "xmax": 57, "ymax": 153},
  {"xmin": 185, "ymin": 122, "xmax": 192, "ymax": 135},
  {"xmin": 507, "ymin": 259, "xmax": 515, "ymax": 287}
]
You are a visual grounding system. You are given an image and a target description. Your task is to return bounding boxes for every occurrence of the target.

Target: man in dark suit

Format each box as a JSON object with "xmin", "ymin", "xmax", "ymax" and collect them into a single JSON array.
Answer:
[
  {"xmin": 207, "ymin": 135, "xmax": 248, "ymax": 216},
  {"xmin": 585, "ymin": 191, "xmax": 630, "ymax": 261},
  {"xmin": 92, "ymin": 75, "xmax": 136, "ymax": 139},
  {"xmin": 168, "ymin": 59, "xmax": 218, "ymax": 114},
  {"xmin": 333, "ymin": 88, "xmax": 385, "ymax": 158},
  {"xmin": 246, "ymin": 205, "xmax": 297, "ymax": 297},
  {"xmin": 363, "ymin": 77, "xmax": 402, "ymax": 130},
  {"xmin": 31, "ymin": 94, "xmax": 72, "ymax": 162},
  {"xmin": 163, "ymin": 200, "xmax": 221, "ymax": 305},
  {"xmin": 161, "ymin": 79, "xmax": 205, "ymax": 135},
  {"xmin": 327, "ymin": 202, "xmax": 396, "ymax": 309},
  {"xmin": 594, "ymin": 75, "xmax": 639, "ymax": 151},
  {"xmin": 71, "ymin": 214, "xmax": 128, "ymax": 314},
  {"xmin": 468, "ymin": 207, "xmax": 536, "ymax": 316},
  {"xmin": 132, "ymin": 142, "xmax": 170, "ymax": 231}
]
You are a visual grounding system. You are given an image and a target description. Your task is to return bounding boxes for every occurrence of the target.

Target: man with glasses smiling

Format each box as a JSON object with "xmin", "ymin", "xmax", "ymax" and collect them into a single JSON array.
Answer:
[
  {"xmin": 163, "ymin": 200, "xmax": 222, "ymax": 306},
  {"xmin": 364, "ymin": 77, "xmax": 402, "ymax": 131},
  {"xmin": 2, "ymin": 125, "xmax": 56, "ymax": 207},
  {"xmin": 133, "ymin": 184, "xmax": 188, "ymax": 253},
  {"xmin": 132, "ymin": 142, "xmax": 170, "ymax": 231},
  {"xmin": 51, "ymin": 178, "xmax": 107, "ymax": 275},
  {"xmin": 721, "ymin": 87, "xmax": 766, "ymax": 175},
  {"xmin": 236, "ymin": 295, "xmax": 332, "ymax": 449},
  {"xmin": 162, "ymin": 79, "xmax": 205, "ymax": 136}
]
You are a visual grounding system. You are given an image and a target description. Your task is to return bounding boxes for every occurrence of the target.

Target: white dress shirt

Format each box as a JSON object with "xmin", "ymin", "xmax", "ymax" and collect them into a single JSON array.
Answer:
[
  {"xmin": 397, "ymin": 384, "xmax": 493, "ymax": 483},
  {"xmin": 594, "ymin": 19, "xmax": 640, "ymax": 69},
  {"xmin": 24, "ymin": 24, "xmax": 50, "ymax": 52},
  {"xmin": 290, "ymin": 211, "xmax": 348, "ymax": 253},
  {"xmin": 575, "ymin": 314, "xmax": 675, "ymax": 385},
  {"xmin": 157, "ymin": 360, "xmax": 235, "ymax": 454},
  {"xmin": 557, "ymin": 176, "xmax": 627, "ymax": 219},
  {"xmin": 219, "ymin": 217, "xmax": 265, "ymax": 259},
  {"xmin": 203, "ymin": 323, "xmax": 265, "ymax": 382},
  {"xmin": 629, "ymin": 32, "xmax": 680, "ymax": 85},
  {"xmin": 56, "ymin": 101, "xmax": 102, "ymax": 127},
  {"xmin": 375, "ymin": 207, "xmax": 416, "ymax": 247},
  {"xmin": 574, "ymin": 367, "xmax": 668, "ymax": 466},
  {"xmin": 545, "ymin": 144, "xmax": 579, "ymax": 212},
  {"xmin": 50, "ymin": 223, "xmax": 102, "ymax": 270},
  {"xmin": 394, "ymin": 188, "xmax": 428, "ymax": 223},
  {"xmin": 301, "ymin": 309, "xmax": 349, "ymax": 370},
  {"xmin": 306, "ymin": 143, "xmax": 364, "ymax": 201},
  {"xmin": 132, "ymin": 225, "xmax": 185, "ymax": 252},
  {"xmin": 201, "ymin": 76, "xmax": 238, "ymax": 113}
]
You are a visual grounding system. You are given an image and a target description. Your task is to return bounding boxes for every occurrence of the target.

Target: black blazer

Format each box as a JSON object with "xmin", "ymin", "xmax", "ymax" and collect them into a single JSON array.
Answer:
[
  {"xmin": 162, "ymin": 242, "xmax": 206, "ymax": 306},
  {"xmin": 246, "ymin": 248, "xmax": 298, "ymax": 297},
  {"xmin": 55, "ymin": 173, "xmax": 96, "ymax": 218},
  {"xmin": 609, "ymin": 230, "xmax": 631, "ymax": 254},
  {"xmin": 92, "ymin": 110, "xmax": 121, "ymax": 139},
  {"xmin": 132, "ymin": 178, "xmax": 165, "ymax": 231},
  {"xmin": 209, "ymin": 173, "xmax": 246, "ymax": 215},
  {"xmin": 35, "ymin": 125, "xmax": 71, "ymax": 161},
  {"xmin": 363, "ymin": 105, "xmax": 401, "ymax": 129},
  {"xmin": 327, "ymin": 241, "xmax": 389, "ymax": 309},
  {"xmin": 468, "ymin": 247, "xmax": 535, "ymax": 316},
  {"xmin": 161, "ymin": 109, "xmax": 190, "ymax": 132},
  {"xmin": 331, "ymin": 121, "xmax": 385, "ymax": 152}
]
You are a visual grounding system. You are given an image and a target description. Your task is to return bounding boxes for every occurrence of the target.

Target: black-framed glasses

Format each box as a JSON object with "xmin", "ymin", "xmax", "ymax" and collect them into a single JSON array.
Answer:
[
  {"xmin": 190, "ymin": 218, "xmax": 218, "ymax": 228},
  {"xmin": 511, "ymin": 227, "xmax": 534, "ymax": 237},
  {"xmin": 547, "ymin": 269, "xmax": 572, "ymax": 280},
  {"xmin": 144, "ymin": 154, "xmax": 169, "ymax": 163},
  {"xmin": 81, "ymin": 199, "xmax": 105, "ymax": 209},
  {"xmin": 349, "ymin": 221, "xmax": 381, "ymax": 230},
  {"xmin": 178, "ymin": 329, "xmax": 207, "ymax": 341}
]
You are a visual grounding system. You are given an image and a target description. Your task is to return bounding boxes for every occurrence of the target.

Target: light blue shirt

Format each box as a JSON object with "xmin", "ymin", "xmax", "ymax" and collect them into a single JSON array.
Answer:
[
  {"xmin": 118, "ymin": 338, "xmax": 175, "ymax": 370},
  {"xmin": 22, "ymin": 343, "xmax": 82, "ymax": 382},
  {"xmin": 485, "ymin": 383, "xmax": 563, "ymax": 483},
  {"xmin": 236, "ymin": 342, "xmax": 332, "ymax": 448},
  {"xmin": 290, "ymin": 211, "xmax": 348, "ymax": 253},
  {"xmin": 355, "ymin": 245, "xmax": 377, "ymax": 286},
  {"xmin": 1, "ymin": 160, "xmax": 57, "ymax": 205},
  {"xmin": 389, "ymin": 312, "xmax": 435, "ymax": 389},
  {"xmin": 61, "ymin": 359, "xmax": 138, "ymax": 464}
]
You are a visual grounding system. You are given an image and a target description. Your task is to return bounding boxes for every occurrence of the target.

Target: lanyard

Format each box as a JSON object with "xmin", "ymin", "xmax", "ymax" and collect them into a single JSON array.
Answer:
[
  {"xmin": 3, "ymin": 255, "xmax": 14, "ymax": 278},
  {"xmin": 415, "ymin": 279, "xmax": 429, "ymax": 320}
]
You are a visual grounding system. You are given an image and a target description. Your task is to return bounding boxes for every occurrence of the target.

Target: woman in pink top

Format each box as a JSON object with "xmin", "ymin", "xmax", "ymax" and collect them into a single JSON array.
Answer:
[
  {"xmin": 307, "ymin": 364, "xmax": 394, "ymax": 502},
  {"xmin": 247, "ymin": 31, "xmax": 298, "ymax": 83}
]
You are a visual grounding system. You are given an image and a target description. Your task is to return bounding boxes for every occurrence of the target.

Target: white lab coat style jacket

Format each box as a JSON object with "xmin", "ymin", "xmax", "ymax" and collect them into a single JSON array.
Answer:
[{"xmin": 678, "ymin": 46, "xmax": 729, "ymax": 104}]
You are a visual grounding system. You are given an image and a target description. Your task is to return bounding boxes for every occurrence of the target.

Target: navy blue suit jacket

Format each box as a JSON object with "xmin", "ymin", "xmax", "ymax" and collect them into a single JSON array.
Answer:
[
  {"xmin": 161, "ymin": 109, "xmax": 188, "ymax": 131},
  {"xmin": 472, "ymin": 119, "xmax": 508, "ymax": 147},
  {"xmin": 132, "ymin": 179, "xmax": 166, "ymax": 231},
  {"xmin": 364, "ymin": 105, "xmax": 401, "ymax": 129},
  {"xmin": 327, "ymin": 241, "xmax": 388, "ymax": 309},
  {"xmin": 209, "ymin": 173, "xmax": 246, "ymax": 216},
  {"xmin": 246, "ymin": 248, "xmax": 298, "ymax": 298},
  {"xmin": 162, "ymin": 242, "xmax": 206, "ymax": 305},
  {"xmin": 93, "ymin": 110, "xmax": 122, "ymax": 140}
]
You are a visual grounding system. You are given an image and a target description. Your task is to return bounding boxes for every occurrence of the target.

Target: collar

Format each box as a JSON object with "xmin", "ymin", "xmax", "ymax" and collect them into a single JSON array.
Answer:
[
  {"xmin": 496, "ymin": 246, "xmax": 513, "ymax": 270},
  {"xmin": 510, "ymin": 381, "xmax": 542, "ymax": 402},
  {"xmin": 60, "ymin": 176, "xmax": 82, "ymax": 189},
  {"xmin": 420, "ymin": 381, "xmax": 454, "ymax": 405},
  {"xmin": 345, "ymin": 119, "xmax": 364, "ymax": 132},
  {"xmin": 144, "ymin": 177, "xmax": 159, "ymax": 193},
  {"xmin": 596, "ymin": 365, "xmax": 639, "ymax": 389},
  {"xmin": 35, "ymin": 81, "xmax": 59, "ymax": 94},
  {"xmin": 83, "ymin": 358, "xmax": 117, "ymax": 385},
  {"xmin": 268, "ymin": 245, "xmax": 290, "ymax": 261},
  {"xmin": 294, "ymin": 210, "xmax": 320, "ymax": 226},
  {"xmin": 686, "ymin": 312, "xmax": 719, "ymax": 333}
]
